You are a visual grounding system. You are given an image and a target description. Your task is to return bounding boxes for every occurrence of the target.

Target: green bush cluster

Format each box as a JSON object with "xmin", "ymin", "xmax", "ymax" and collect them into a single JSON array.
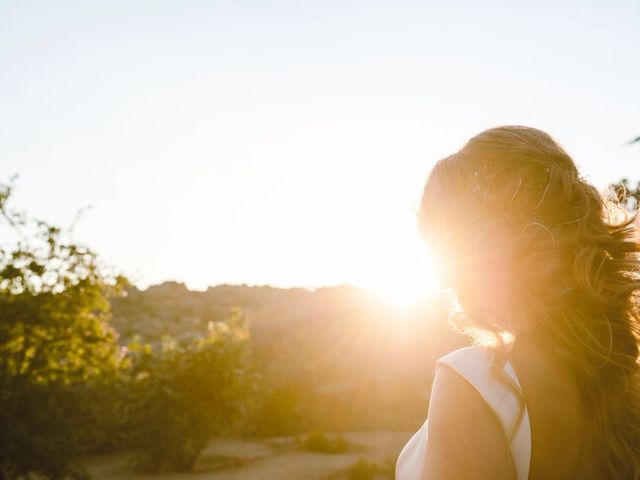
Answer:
[
  {"xmin": 0, "ymin": 180, "xmax": 257, "ymax": 478},
  {"xmin": 119, "ymin": 312, "xmax": 257, "ymax": 472}
]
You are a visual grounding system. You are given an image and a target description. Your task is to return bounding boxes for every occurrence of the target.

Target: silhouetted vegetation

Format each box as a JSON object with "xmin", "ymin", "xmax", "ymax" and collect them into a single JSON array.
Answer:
[
  {"xmin": 119, "ymin": 310, "xmax": 257, "ymax": 471},
  {"xmin": 0, "ymin": 178, "xmax": 124, "ymax": 479},
  {"xmin": 296, "ymin": 430, "xmax": 351, "ymax": 454},
  {"xmin": 0, "ymin": 180, "xmax": 258, "ymax": 477}
]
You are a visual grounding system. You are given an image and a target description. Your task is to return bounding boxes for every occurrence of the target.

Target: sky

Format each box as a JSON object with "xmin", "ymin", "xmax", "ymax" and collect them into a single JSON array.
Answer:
[{"xmin": 0, "ymin": 0, "xmax": 638, "ymax": 298}]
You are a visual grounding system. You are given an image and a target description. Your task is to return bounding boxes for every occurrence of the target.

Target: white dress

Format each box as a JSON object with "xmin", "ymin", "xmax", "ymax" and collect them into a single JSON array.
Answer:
[{"xmin": 395, "ymin": 345, "xmax": 531, "ymax": 480}]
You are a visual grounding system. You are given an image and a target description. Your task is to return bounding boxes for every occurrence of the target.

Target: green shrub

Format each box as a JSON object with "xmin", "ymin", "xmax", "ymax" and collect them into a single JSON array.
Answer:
[
  {"xmin": 346, "ymin": 456, "xmax": 395, "ymax": 480},
  {"xmin": 297, "ymin": 430, "xmax": 350, "ymax": 454},
  {"xmin": 120, "ymin": 308, "xmax": 258, "ymax": 472},
  {"xmin": 0, "ymin": 179, "xmax": 125, "ymax": 479},
  {"xmin": 244, "ymin": 382, "xmax": 306, "ymax": 436}
]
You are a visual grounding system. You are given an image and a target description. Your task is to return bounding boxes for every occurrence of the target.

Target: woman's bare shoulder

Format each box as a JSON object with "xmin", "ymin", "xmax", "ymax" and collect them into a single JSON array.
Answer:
[{"xmin": 423, "ymin": 362, "xmax": 517, "ymax": 480}]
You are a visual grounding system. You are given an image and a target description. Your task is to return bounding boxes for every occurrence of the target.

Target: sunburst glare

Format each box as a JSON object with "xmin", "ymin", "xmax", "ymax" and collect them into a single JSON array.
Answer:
[{"xmin": 361, "ymin": 242, "xmax": 440, "ymax": 311}]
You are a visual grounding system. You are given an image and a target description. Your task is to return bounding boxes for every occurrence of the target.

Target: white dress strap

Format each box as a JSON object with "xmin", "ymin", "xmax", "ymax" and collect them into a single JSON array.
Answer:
[{"xmin": 438, "ymin": 345, "xmax": 531, "ymax": 480}]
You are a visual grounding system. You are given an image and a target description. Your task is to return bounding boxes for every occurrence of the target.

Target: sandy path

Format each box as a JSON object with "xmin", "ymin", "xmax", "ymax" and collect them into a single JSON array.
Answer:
[{"xmin": 85, "ymin": 430, "xmax": 412, "ymax": 480}]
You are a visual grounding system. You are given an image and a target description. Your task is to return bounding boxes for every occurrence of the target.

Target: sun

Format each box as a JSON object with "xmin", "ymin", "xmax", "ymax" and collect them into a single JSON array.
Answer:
[
  {"xmin": 370, "ymin": 280, "xmax": 434, "ymax": 311},
  {"xmin": 363, "ymin": 245, "xmax": 441, "ymax": 311}
]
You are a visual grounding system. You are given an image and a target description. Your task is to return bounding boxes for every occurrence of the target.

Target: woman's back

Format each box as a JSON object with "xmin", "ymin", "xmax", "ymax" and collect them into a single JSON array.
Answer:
[{"xmin": 509, "ymin": 336, "xmax": 608, "ymax": 479}]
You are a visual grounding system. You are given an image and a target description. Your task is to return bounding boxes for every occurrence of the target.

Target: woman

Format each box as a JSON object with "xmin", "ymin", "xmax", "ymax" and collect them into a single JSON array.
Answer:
[{"xmin": 395, "ymin": 126, "xmax": 640, "ymax": 479}]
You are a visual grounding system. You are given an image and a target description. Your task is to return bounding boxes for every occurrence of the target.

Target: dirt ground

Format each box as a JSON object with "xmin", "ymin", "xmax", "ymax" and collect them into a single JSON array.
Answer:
[{"xmin": 85, "ymin": 430, "xmax": 412, "ymax": 480}]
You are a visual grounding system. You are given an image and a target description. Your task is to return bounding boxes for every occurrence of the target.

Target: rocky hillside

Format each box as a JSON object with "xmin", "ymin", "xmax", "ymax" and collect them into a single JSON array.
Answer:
[{"xmin": 108, "ymin": 282, "xmax": 469, "ymax": 430}]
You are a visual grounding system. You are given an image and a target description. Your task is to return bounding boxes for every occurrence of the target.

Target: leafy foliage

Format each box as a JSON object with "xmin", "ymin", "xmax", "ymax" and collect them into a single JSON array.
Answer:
[
  {"xmin": 0, "ymin": 178, "xmax": 259, "ymax": 477},
  {"xmin": 0, "ymin": 178, "xmax": 125, "ymax": 479},
  {"xmin": 243, "ymin": 382, "xmax": 306, "ymax": 436},
  {"xmin": 119, "ymin": 308, "xmax": 258, "ymax": 472}
]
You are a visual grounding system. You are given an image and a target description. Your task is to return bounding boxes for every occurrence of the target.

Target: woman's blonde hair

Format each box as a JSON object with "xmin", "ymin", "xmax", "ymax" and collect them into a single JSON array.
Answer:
[{"xmin": 417, "ymin": 125, "xmax": 640, "ymax": 478}]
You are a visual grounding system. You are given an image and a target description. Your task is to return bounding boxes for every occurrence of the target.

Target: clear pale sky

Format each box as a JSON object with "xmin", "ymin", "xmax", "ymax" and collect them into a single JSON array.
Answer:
[{"xmin": 1, "ymin": 1, "xmax": 638, "ymax": 297}]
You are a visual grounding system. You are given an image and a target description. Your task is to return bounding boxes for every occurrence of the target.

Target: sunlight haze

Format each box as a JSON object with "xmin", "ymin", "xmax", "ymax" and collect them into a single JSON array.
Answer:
[{"xmin": 1, "ymin": 1, "xmax": 638, "ymax": 295}]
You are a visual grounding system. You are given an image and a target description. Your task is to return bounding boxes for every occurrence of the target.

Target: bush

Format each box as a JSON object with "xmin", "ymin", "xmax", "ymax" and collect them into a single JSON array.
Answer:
[
  {"xmin": 297, "ymin": 430, "xmax": 351, "ymax": 454},
  {"xmin": 346, "ymin": 457, "xmax": 395, "ymax": 480},
  {"xmin": 243, "ymin": 382, "xmax": 306, "ymax": 437},
  {"xmin": 0, "ymin": 179, "xmax": 261, "ymax": 476},
  {"xmin": 120, "ymin": 308, "xmax": 258, "ymax": 472},
  {"xmin": 0, "ymin": 179, "xmax": 125, "ymax": 479}
]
